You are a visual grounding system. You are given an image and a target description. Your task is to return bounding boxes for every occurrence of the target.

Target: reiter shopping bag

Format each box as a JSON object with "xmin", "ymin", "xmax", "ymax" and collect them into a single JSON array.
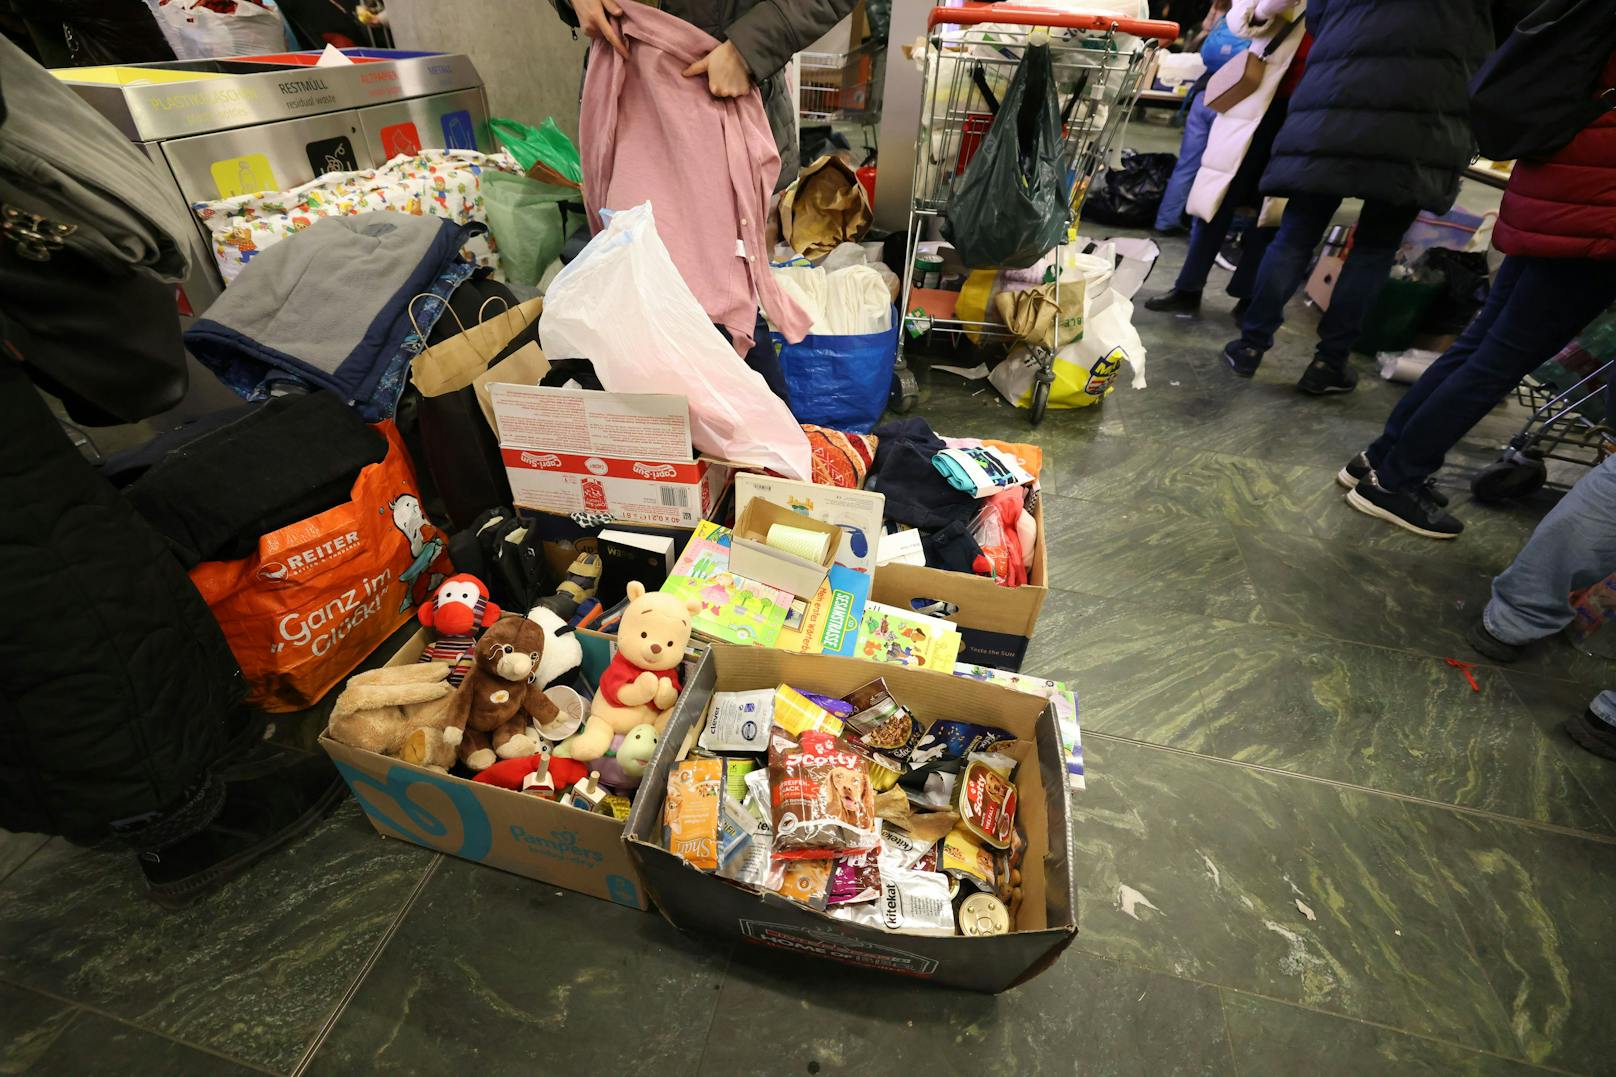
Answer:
[
  {"xmin": 189, "ymin": 423, "xmax": 453, "ymax": 711},
  {"xmin": 942, "ymin": 43, "xmax": 1066, "ymax": 269}
]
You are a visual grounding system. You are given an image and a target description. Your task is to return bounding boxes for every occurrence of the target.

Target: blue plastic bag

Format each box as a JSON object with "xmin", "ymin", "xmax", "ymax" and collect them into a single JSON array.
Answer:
[{"xmin": 772, "ymin": 317, "xmax": 898, "ymax": 434}]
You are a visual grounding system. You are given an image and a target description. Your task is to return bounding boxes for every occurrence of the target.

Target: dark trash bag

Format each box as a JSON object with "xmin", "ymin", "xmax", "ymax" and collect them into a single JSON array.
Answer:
[
  {"xmin": 1415, "ymin": 247, "xmax": 1491, "ymax": 336},
  {"xmin": 772, "ymin": 316, "xmax": 899, "ymax": 434},
  {"xmin": 942, "ymin": 43, "xmax": 1066, "ymax": 269},
  {"xmin": 1082, "ymin": 150, "xmax": 1177, "ymax": 227},
  {"xmin": 1468, "ymin": 0, "xmax": 1616, "ymax": 162}
]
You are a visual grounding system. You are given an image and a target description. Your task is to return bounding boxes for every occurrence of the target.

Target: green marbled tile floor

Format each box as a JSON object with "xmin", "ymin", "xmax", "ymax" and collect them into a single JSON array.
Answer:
[{"xmin": 2, "ymin": 140, "xmax": 1612, "ymax": 1074}]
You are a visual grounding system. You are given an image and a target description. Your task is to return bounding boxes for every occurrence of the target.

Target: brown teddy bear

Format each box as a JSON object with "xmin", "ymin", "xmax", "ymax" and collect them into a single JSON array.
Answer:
[
  {"xmin": 447, "ymin": 614, "xmax": 559, "ymax": 771},
  {"xmin": 327, "ymin": 662, "xmax": 462, "ymax": 771}
]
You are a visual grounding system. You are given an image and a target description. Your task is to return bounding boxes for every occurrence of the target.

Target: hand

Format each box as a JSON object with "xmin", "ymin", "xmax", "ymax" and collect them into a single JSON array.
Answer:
[
  {"xmin": 682, "ymin": 40, "xmax": 753, "ymax": 98},
  {"xmin": 572, "ymin": 0, "xmax": 627, "ymax": 58}
]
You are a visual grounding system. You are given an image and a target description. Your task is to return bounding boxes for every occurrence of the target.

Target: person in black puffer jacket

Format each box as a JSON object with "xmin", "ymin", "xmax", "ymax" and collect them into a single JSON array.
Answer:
[{"xmin": 1220, "ymin": 0, "xmax": 1525, "ymax": 394}]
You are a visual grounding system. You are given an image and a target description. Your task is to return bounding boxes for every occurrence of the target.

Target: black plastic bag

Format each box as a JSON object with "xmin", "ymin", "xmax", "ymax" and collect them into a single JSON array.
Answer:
[
  {"xmin": 1414, "ymin": 247, "xmax": 1491, "ymax": 336},
  {"xmin": 1082, "ymin": 150, "xmax": 1177, "ymax": 227},
  {"xmin": 942, "ymin": 44, "xmax": 1066, "ymax": 269}
]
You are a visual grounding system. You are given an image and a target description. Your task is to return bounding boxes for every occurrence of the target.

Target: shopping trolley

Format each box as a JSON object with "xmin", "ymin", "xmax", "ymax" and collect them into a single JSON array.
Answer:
[
  {"xmin": 893, "ymin": 4, "xmax": 1177, "ymax": 422},
  {"xmin": 1471, "ymin": 349, "xmax": 1616, "ymax": 503}
]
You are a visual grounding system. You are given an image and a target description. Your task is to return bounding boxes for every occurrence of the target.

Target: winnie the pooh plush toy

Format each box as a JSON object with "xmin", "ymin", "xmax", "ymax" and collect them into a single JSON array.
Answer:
[
  {"xmin": 557, "ymin": 581, "xmax": 696, "ymax": 765},
  {"xmin": 447, "ymin": 614, "xmax": 560, "ymax": 771}
]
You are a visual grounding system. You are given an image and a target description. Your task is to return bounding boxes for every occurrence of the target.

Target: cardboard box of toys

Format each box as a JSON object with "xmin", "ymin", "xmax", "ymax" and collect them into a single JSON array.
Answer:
[
  {"xmin": 319, "ymin": 624, "xmax": 683, "ymax": 910},
  {"xmin": 623, "ymin": 645, "xmax": 1078, "ymax": 993},
  {"xmin": 870, "ymin": 497, "xmax": 1049, "ymax": 672}
]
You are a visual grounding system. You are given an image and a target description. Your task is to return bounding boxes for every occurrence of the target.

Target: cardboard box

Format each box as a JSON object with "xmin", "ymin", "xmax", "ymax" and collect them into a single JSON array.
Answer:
[
  {"xmin": 1306, "ymin": 253, "xmax": 1345, "ymax": 310},
  {"xmin": 868, "ymin": 498, "xmax": 1049, "ymax": 671},
  {"xmin": 623, "ymin": 645, "xmax": 1078, "ymax": 993},
  {"xmin": 488, "ymin": 384, "xmax": 694, "ymax": 463},
  {"xmin": 730, "ymin": 498, "xmax": 842, "ymax": 598},
  {"xmin": 501, "ymin": 448, "xmax": 731, "ymax": 529},
  {"xmin": 317, "ymin": 629, "xmax": 651, "ymax": 910}
]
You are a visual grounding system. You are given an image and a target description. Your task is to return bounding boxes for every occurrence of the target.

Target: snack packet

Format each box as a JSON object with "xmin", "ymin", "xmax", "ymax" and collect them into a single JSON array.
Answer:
[
  {"xmin": 664, "ymin": 758, "xmax": 723, "ymax": 870},
  {"xmin": 956, "ymin": 759, "xmax": 1018, "ymax": 849},
  {"xmin": 909, "ymin": 720, "xmax": 1014, "ymax": 769},
  {"xmin": 742, "ymin": 766, "xmax": 772, "ymax": 823},
  {"xmin": 829, "ymin": 867, "xmax": 956, "ymax": 936},
  {"xmin": 724, "ymin": 758, "xmax": 757, "ymax": 803},
  {"xmin": 905, "ymin": 770, "xmax": 957, "ymax": 811},
  {"xmin": 770, "ymin": 858, "xmax": 834, "ymax": 908},
  {"xmin": 798, "ymin": 690, "xmax": 855, "ymax": 718},
  {"xmin": 699, "ymin": 689, "xmax": 775, "ymax": 753},
  {"xmin": 879, "ymin": 822, "xmax": 939, "ymax": 872},
  {"xmin": 843, "ymin": 679, "xmax": 925, "ymax": 767},
  {"xmin": 718, "ymin": 793, "xmax": 773, "ymax": 888},
  {"xmin": 773, "ymin": 685, "xmax": 845, "ymax": 739},
  {"xmin": 827, "ymin": 845, "xmax": 883, "ymax": 906},
  {"xmin": 768, "ymin": 727, "xmax": 879, "ymax": 860},
  {"xmin": 941, "ymin": 825, "xmax": 996, "ymax": 891}
]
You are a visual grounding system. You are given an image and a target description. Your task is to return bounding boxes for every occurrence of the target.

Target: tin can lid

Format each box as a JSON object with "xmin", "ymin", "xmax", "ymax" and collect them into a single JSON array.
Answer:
[{"xmin": 959, "ymin": 893, "xmax": 1011, "ymax": 936}]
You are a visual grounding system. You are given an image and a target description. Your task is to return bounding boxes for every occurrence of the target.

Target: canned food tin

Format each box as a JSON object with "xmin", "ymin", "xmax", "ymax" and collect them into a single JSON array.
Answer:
[
  {"xmin": 914, "ymin": 253, "xmax": 943, "ymax": 289},
  {"xmin": 959, "ymin": 892, "xmax": 1011, "ymax": 936}
]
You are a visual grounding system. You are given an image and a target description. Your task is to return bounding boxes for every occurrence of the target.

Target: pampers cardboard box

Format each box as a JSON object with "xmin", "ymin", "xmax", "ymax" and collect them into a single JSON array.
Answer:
[
  {"xmin": 623, "ymin": 645, "xmax": 1078, "ymax": 993},
  {"xmin": 317, "ymin": 628, "xmax": 697, "ymax": 910}
]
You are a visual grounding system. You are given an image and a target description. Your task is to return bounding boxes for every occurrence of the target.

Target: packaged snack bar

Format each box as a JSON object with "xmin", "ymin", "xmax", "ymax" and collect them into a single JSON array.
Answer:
[
  {"xmin": 843, "ymin": 679, "xmax": 926, "ymax": 767},
  {"xmin": 956, "ymin": 759, "xmax": 1018, "ymax": 849},
  {"xmin": 742, "ymin": 766, "xmax": 772, "ymax": 823},
  {"xmin": 827, "ymin": 845, "xmax": 883, "ymax": 906},
  {"xmin": 829, "ymin": 867, "xmax": 956, "ymax": 936},
  {"xmin": 941, "ymin": 825, "xmax": 996, "ymax": 891},
  {"xmin": 909, "ymin": 720, "xmax": 1014, "ymax": 769},
  {"xmin": 699, "ymin": 689, "xmax": 775, "ymax": 753},
  {"xmin": 798, "ymin": 690, "xmax": 855, "ymax": 718},
  {"xmin": 664, "ymin": 758, "xmax": 723, "ymax": 870},
  {"xmin": 773, "ymin": 685, "xmax": 846, "ymax": 739},
  {"xmin": 878, "ymin": 822, "xmax": 938, "ymax": 872},
  {"xmin": 768, "ymin": 727, "xmax": 879, "ymax": 860}
]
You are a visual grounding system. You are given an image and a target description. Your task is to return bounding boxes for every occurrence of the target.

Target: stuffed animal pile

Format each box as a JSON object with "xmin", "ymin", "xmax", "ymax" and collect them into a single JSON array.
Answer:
[{"xmin": 326, "ymin": 575, "xmax": 692, "ymax": 818}]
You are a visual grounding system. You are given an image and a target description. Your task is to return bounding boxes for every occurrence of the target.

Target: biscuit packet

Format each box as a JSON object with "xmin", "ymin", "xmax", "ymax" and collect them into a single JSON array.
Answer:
[
  {"xmin": 767, "ymin": 727, "xmax": 880, "ymax": 861},
  {"xmin": 664, "ymin": 758, "xmax": 723, "ymax": 870}
]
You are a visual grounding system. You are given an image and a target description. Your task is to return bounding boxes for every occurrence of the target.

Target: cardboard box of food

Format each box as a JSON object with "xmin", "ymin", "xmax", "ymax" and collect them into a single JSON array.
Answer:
[
  {"xmin": 868, "ymin": 497, "xmax": 1048, "ymax": 671},
  {"xmin": 501, "ymin": 447, "xmax": 731, "ymax": 529},
  {"xmin": 622, "ymin": 645, "xmax": 1078, "ymax": 993},
  {"xmin": 316, "ymin": 628, "xmax": 657, "ymax": 910},
  {"xmin": 729, "ymin": 497, "xmax": 842, "ymax": 599}
]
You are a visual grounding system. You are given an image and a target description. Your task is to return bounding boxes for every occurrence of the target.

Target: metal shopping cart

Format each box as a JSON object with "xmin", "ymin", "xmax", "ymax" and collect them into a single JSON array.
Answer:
[
  {"xmin": 893, "ymin": 4, "xmax": 1177, "ymax": 422},
  {"xmin": 1471, "ymin": 334, "xmax": 1616, "ymax": 502}
]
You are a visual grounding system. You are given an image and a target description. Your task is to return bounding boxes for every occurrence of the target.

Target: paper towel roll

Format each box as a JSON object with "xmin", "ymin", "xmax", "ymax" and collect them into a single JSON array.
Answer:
[{"xmin": 766, "ymin": 523, "xmax": 831, "ymax": 562}]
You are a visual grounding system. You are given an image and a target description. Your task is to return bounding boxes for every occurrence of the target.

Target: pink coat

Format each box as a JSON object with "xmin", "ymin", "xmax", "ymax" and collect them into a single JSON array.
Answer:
[{"xmin": 579, "ymin": 3, "xmax": 811, "ymax": 353}]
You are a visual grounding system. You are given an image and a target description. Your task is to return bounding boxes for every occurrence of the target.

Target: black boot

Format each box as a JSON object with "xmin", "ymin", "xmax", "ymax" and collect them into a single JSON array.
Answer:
[
  {"xmin": 1144, "ymin": 288, "xmax": 1202, "ymax": 315},
  {"xmin": 138, "ymin": 746, "xmax": 345, "ymax": 909}
]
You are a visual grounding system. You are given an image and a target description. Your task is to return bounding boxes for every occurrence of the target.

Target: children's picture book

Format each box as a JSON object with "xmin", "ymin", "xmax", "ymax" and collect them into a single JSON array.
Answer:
[
  {"xmin": 660, "ymin": 521, "xmax": 792, "ymax": 647},
  {"xmin": 854, "ymin": 600, "xmax": 962, "ymax": 670},
  {"xmin": 774, "ymin": 564, "xmax": 871, "ymax": 657},
  {"xmin": 733, "ymin": 474, "xmax": 885, "ymax": 575}
]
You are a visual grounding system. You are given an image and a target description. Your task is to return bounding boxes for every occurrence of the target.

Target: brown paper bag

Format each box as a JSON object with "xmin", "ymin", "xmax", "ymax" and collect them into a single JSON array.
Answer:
[
  {"xmin": 475, "ymin": 341, "xmax": 551, "ymax": 433},
  {"xmin": 994, "ymin": 279, "xmax": 1085, "ymax": 351},
  {"xmin": 409, "ymin": 295, "xmax": 545, "ymax": 399},
  {"xmin": 780, "ymin": 156, "xmax": 873, "ymax": 260}
]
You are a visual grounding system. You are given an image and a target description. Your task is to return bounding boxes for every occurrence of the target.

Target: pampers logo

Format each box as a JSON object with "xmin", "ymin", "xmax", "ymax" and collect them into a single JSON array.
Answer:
[
  {"xmin": 520, "ymin": 451, "xmax": 563, "ymax": 469},
  {"xmin": 632, "ymin": 462, "xmax": 679, "ymax": 479},
  {"xmin": 509, "ymin": 825, "xmax": 605, "ymax": 867},
  {"xmin": 335, "ymin": 761, "xmax": 493, "ymax": 860}
]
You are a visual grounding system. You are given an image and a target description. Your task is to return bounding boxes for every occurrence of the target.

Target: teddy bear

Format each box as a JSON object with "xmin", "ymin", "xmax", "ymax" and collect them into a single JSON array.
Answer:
[
  {"xmin": 556, "ymin": 581, "xmax": 696, "ymax": 764},
  {"xmin": 445, "ymin": 614, "xmax": 560, "ymax": 771},
  {"xmin": 327, "ymin": 662, "xmax": 462, "ymax": 771}
]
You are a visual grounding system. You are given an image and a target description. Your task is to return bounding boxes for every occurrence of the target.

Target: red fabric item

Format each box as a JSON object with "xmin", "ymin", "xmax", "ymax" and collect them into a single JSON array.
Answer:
[
  {"xmin": 472, "ymin": 754, "xmax": 591, "ymax": 791},
  {"xmin": 1495, "ymin": 52, "xmax": 1616, "ymax": 261},
  {"xmin": 801, "ymin": 425, "xmax": 878, "ymax": 488},
  {"xmin": 1277, "ymin": 32, "xmax": 1312, "ymax": 98},
  {"xmin": 597, "ymin": 652, "xmax": 681, "ymax": 709},
  {"xmin": 577, "ymin": 2, "xmax": 810, "ymax": 354}
]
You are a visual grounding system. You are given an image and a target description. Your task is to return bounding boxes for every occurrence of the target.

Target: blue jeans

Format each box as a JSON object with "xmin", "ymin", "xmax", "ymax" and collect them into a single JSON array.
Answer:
[
  {"xmin": 1155, "ymin": 91, "xmax": 1214, "ymax": 231},
  {"xmin": 1238, "ymin": 194, "xmax": 1419, "ymax": 368},
  {"xmin": 1367, "ymin": 256, "xmax": 1616, "ymax": 491},
  {"xmin": 1483, "ymin": 439, "xmax": 1616, "ymax": 732}
]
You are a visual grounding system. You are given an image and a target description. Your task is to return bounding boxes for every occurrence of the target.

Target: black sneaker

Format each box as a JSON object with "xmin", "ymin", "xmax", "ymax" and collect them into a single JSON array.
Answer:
[
  {"xmin": 1335, "ymin": 452, "xmax": 1450, "ymax": 506},
  {"xmin": 139, "ymin": 747, "xmax": 345, "ymax": 909},
  {"xmin": 1346, "ymin": 473, "xmax": 1463, "ymax": 539},
  {"xmin": 1144, "ymin": 288, "xmax": 1202, "ymax": 315},
  {"xmin": 1298, "ymin": 359, "xmax": 1359, "ymax": 395},
  {"xmin": 1466, "ymin": 618, "xmax": 1525, "ymax": 663},
  {"xmin": 1232, "ymin": 298, "xmax": 1250, "ymax": 322},
  {"xmin": 1223, "ymin": 340, "xmax": 1262, "ymax": 377},
  {"xmin": 1565, "ymin": 709, "xmax": 1616, "ymax": 761}
]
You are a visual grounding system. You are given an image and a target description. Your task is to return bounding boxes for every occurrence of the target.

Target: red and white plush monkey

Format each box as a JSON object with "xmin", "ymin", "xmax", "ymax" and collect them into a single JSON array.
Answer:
[{"xmin": 418, "ymin": 574, "xmax": 500, "ymax": 686}]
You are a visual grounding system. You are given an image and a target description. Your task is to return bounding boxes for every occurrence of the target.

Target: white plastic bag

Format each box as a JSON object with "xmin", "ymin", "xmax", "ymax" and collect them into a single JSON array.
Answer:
[
  {"xmin": 772, "ymin": 265, "xmax": 892, "ymax": 335},
  {"xmin": 145, "ymin": 0, "xmax": 286, "ymax": 59},
  {"xmin": 540, "ymin": 203, "xmax": 812, "ymax": 480}
]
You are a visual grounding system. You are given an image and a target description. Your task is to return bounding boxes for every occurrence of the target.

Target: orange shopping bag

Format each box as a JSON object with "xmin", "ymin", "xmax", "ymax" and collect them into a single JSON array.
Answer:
[{"xmin": 189, "ymin": 422, "xmax": 453, "ymax": 711}]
